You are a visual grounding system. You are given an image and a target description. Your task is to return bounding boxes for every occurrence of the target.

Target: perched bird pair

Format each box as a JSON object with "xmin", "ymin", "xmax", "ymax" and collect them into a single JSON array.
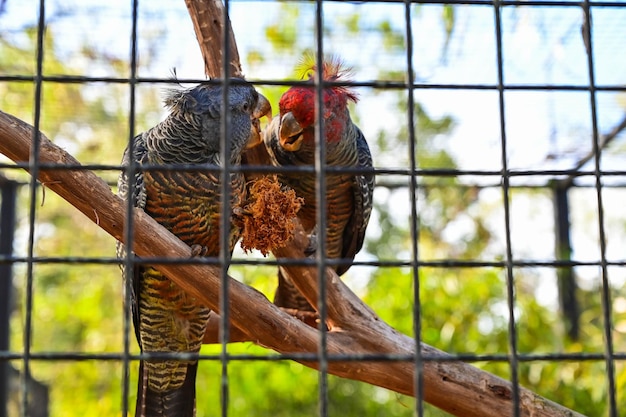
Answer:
[{"xmin": 118, "ymin": 59, "xmax": 373, "ymax": 417}]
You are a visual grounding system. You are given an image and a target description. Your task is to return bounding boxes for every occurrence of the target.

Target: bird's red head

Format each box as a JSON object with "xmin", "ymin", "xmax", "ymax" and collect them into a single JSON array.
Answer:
[{"xmin": 277, "ymin": 56, "xmax": 358, "ymax": 151}]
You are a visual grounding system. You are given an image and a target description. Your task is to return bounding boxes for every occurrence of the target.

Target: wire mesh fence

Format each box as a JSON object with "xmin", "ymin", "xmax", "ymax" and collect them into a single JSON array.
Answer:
[{"xmin": 0, "ymin": 0, "xmax": 625, "ymax": 416}]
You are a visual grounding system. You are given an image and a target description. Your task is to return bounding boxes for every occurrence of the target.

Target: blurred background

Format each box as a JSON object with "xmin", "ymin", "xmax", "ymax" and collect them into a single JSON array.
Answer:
[{"xmin": 1, "ymin": 0, "xmax": 625, "ymax": 415}]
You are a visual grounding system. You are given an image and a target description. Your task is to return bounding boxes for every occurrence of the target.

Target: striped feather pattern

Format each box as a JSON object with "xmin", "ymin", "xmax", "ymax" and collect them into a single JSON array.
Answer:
[
  {"xmin": 138, "ymin": 267, "xmax": 209, "ymax": 392},
  {"xmin": 136, "ymin": 162, "xmax": 245, "ymax": 394},
  {"xmin": 144, "ymin": 169, "xmax": 244, "ymax": 254}
]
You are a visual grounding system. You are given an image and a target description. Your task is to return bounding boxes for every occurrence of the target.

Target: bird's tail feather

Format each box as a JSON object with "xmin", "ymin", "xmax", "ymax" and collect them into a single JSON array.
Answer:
[{"xmin": 135, "ymin": 361, "xmax": 197, "ymax": 417}]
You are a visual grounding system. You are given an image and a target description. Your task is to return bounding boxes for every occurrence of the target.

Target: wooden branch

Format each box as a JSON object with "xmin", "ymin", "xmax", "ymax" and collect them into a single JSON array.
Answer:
[
  {"xmin": 272, "ymin": 231, "xmax": 588, "ymax": 417},
  {"xmin": 184, "ymin": 0, "xmax": 243, "ymax": 78},
  {"xmin": 0, "ymin": 115, "xmax": 584, "ymax": 417}
]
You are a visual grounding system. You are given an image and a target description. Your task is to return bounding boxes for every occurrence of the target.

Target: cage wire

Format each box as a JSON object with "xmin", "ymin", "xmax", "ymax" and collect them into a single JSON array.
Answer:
[{"xmin": 0, "ymin": 0, "xmax": 625, "ymax": 416}]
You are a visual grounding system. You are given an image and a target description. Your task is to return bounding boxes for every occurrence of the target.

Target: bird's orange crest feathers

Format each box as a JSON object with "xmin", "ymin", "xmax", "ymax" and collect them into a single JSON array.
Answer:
[{"xmin": 295, "ymin": 54, "xmax": 358, "ymax": 103}]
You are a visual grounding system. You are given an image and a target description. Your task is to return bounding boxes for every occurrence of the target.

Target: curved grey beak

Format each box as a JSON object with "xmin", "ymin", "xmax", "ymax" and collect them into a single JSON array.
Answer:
[
  {"xmin": 278, "ymin": 112, "xmax": 304, "ymax": 152},
  {"xmin": 247, "ymin": 93, "xmax": 273, "ymax": 149}
]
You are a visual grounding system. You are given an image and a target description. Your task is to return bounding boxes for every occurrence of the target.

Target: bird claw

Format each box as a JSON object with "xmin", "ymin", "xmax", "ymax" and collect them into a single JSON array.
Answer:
[
  {"xmin": 190, "ymin": 244, "xmax": 208, "ymax": 257},
  {"xmin": 304, "ymin": 232, "xmax": 318, "ymax": 257},
  {"xmin": 232, "ymin": 206, "xmax": 253, "ymax": 221},
  {"xmin": 279, "ymin": 307, "xmax": 323, "ymax": 329}
]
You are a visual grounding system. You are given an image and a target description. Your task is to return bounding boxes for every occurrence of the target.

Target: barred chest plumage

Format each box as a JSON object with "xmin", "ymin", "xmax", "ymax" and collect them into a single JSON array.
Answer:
[{"xmin": 143, "ymin": 168, "xmax": 245, "ymax": 255}]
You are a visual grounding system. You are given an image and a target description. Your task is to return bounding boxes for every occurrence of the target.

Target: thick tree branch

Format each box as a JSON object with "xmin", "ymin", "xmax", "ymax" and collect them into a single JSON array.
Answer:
[
  {"xmin": 184, "ymin": 0, "xmax": 243, "ymax": 78},
  {"xmin": 0, "ymin": 114, "xmax": 584, "ymax": 417}
]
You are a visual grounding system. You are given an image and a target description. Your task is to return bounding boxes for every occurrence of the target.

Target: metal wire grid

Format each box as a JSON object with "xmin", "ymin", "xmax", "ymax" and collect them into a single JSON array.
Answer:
[{"xmin": 0, "ymin": 0, "xmax": 624, "ymax": 416}]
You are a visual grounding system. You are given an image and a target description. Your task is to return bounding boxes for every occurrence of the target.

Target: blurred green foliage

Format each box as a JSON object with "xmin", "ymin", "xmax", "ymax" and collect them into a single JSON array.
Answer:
[{"xmin": 1, "ymin": 3, "xmax": 625, "ymax": 417}]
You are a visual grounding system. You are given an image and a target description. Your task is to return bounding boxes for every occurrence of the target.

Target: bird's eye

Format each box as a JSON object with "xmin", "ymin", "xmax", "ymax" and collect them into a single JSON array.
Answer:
[{"xmin": 242, "ymin": 102, "xmax": 250, "ymax": 112}]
